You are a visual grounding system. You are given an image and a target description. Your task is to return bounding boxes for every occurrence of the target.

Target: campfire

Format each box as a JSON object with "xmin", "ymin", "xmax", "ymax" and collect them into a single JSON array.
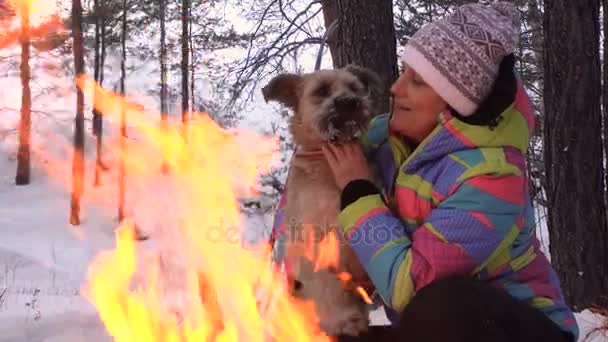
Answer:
[
  {"xmin": 70, "ymin": 76, "xmax": 336, "ymax": 341},
  {"xmin": 4, "ymin": 0, "xmax": 368, "ymax": 337}
]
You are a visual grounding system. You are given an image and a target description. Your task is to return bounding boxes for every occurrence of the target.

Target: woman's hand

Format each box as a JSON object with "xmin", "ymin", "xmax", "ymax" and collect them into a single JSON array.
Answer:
[{"xmin": 322, "ymin": 143, "xmax": 372, "ymax": 190}]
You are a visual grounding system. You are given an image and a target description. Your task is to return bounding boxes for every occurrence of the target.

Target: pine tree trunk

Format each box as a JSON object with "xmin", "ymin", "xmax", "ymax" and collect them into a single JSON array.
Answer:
[
  {"xmin": 95, "ymin": 15, "xmax": 107, "ymax": 180},
  {"xmin": 15, "ymin": 2, "xmax": 31, "ymax": 186},
  {"xmin": 543, "ymin": 0, "xmax": 608, "ymax": 309},
  {"xmin": 118, "ymin": 0, "xmax": 127, "ymax": 222},
  {"xmin": 92, "ymin": 0, "xmax": 100, "ymax": 136},
  {"xmin": 181, "ymin": 0, "xmax": 189, "ymax": 124},
  {"xmin": 320, "ymin": 0, "xmax": 338, "ymax": 65},
  {"xmin": 525, "ymin": 0, "xmax": 545, "ymax": 209},
  {"xmin": 92, "ymin": 0, "xmax": 102, "ymax": 186},
  {"xmin": 189, "ymin": 3, "xmax": 195, "ymax": 113},
  {"xmin": 160, "ymin": 0, "xmax": 169, "ymax": 173},
  {"xmin": 603, "ymin": 0, "xmax": 608, "ymax": 224},
  {"xmin": 69, "ymin": 0, "xmax": 86, "ymax": 225},
  {"xmin": 160, "ymin": 0, "xmax": 167, "ymax": 117},
  {"xmin": 328, "ymin": 0, "xmax": 398, "ymax": 114},
  {"xmin": 528, "ymin": 0, "xmax": 544, "ymax": 80}
]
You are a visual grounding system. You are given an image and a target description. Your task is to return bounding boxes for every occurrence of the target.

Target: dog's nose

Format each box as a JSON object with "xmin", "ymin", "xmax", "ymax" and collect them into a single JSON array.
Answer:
[{"xmin": 334, "ymin": 96, "xmax": 361, "ymax": 112}]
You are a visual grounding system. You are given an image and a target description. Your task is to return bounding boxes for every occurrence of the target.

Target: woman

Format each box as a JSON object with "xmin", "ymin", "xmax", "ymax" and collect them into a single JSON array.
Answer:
[{"xmin": 319, "ymin": 2, "xmax": 578, "ymax": 342}]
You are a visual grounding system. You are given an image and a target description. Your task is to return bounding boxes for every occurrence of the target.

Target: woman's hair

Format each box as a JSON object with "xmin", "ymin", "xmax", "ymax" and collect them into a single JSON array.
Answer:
[{"xmin": 450, "ymin": 54, "xmax": 517, "ymax": 127}]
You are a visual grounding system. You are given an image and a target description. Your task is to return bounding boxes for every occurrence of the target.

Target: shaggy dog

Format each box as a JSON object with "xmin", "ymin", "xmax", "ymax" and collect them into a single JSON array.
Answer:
[{"xmin": 262, "ymin": 65, "xmax": 383, "ymax": 337}]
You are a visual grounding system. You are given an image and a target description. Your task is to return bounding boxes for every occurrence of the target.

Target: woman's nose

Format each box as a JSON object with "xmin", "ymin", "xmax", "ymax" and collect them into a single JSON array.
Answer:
[{"xmin": 391, "ymin": 74, "xmax": 407, "ymax": 98}]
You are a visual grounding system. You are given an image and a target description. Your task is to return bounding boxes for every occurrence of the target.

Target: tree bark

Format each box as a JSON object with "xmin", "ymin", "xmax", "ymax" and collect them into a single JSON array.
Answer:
[
  {"xmin": 69, "ymin": 0, "xmax": 86, "ymax": 225},
  {"xmin": 118, "ymin": 0, "xmax": 127, "ymax": 221},
  {"xmin": 543, "ymin": 0, "xmax": 608, "ymax": 309},
  {"xmin": 160, "ymin": 0, "xmax": 168, "ymax": 117},
  {"xmin": 96, "ymin": 14, "xmax": 107, "ymax": 175},
  {"xmin": 189, "ymin": 3, "xmax": 195, "ymax": 113},
  {"xmin": 181, "ymin": 0, "xmax": 190, "ymax": 124},
  {"xmin": 323, "ymin": 0, "xmax": 398, "ymax": 114},
  {"xmin": 15, "ymin": 2, "xmax": 31, "ymax": 186},
  {"xmin": 320, "ymin": 0, "xmax": 339, "ymax": 63},
  {"xmin": 523, "ymin": 0, "xmax": 544, "ymax": 208},
  {"xmin": 92, "ymin": 0, "xmax": 100, "ymax": 136},
  {"xmin": 93, "ymin": 0, "xmax": 103, "ymax": 187},
  {"xmin": 603, "ymin": 0, "xmax": 608, "ymax": 224},
  {"xmin": 160, "ymin": 0, "xmax": 169, "ymax": 173}
]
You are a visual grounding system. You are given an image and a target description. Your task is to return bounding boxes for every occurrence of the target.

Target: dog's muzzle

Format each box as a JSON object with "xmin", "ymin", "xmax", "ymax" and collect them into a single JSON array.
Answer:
[{"xmin": 334, "ymin": 95, "xmax": 362, "ymax": 113}]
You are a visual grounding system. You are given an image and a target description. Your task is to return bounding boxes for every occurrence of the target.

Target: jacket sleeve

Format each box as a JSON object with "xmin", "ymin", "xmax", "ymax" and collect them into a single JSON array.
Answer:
[{"xmin": 337, "ymin": 174, "xmax": 525, "ymax": 312}]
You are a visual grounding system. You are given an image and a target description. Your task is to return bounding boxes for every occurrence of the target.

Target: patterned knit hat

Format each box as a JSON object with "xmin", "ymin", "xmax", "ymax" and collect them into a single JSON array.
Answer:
[{"xmin": 401, "ymin": 1, "xmax": 521, "ymax": 116}]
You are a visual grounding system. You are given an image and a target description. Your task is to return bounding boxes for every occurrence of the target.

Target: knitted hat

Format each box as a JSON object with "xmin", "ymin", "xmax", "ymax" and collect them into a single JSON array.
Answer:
[{"xmin": 401, "ymin": 1, "xmax": 521, "ymax": 116}]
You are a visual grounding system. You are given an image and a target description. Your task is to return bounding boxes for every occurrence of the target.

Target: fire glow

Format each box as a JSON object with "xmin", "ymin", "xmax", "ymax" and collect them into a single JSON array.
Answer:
[
  {"xmin": 4, "ymin": 0, "xmax": 373, "ymax": 337},
  {"xmin": 1, "ymin": 0, "xmax": 66, "ymax": 51},
  {"xmin": 71, "ymin": 75, "xmax": 341, "ymax": 341},
  {"xmin": 5, "ymin": 0, "xmax": 58, "ymax": 26}
]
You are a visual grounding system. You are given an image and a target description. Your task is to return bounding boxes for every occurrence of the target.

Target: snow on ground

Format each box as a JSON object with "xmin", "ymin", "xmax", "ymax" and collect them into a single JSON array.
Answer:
[
  {"xmin": 0, "ymin": 145, "xmax": 606, "ymax": 341},
  {"xmin": 0, "ymin": 148, "xmax": 113, "ymax": 341}
]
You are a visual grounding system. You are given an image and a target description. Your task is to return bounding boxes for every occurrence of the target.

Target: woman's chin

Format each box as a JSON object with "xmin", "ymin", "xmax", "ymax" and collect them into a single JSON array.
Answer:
[
  {"xmin": 389, "ymin": 125, "xmax": 407, "ymax": 138},
  {"xmin": 389, "ymin": 118, "xmax": 406, "ymax": 135}
]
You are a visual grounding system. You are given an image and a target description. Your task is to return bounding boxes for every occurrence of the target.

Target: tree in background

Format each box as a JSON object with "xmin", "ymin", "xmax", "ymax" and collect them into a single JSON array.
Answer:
[
  {"xmin": 323, "ymin": 0, "xmax": 398, "ymax": 113},
  {"xmin": 160, "ymin": 0, "xmax": 169, "ymax": 173},
  {"xmin": 118, "ymin": 0, "xmax": 128, "ymax": 222},
  {"xmin": 603, "ymin": 0, "xmax": 608, "ymax": 225},
  {"xmin": 92, "ymin": 0, "xmax": 108, "ymax": 187},
  {"xmin": 69, "ymin": 0, "xmax": 86, "ymax": 226},
  {"xmin": 15, "ymin": 0, "xmax": 31, "ymax": 185},
  {"xmin": 543, "ymin": 0, "xmax": 608, "ymax": 309},
  {"xmin": 181, "ymin": 0, "xmax": 190, "ymax": 125},
  {"xmin": 189, "ymin": 1, "xmax": 195, "ymax": 115}
]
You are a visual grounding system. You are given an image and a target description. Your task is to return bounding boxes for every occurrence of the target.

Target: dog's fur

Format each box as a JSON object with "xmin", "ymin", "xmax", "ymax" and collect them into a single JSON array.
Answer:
[{"xmin": 262, "ymin": 65, "xmax": 383, "ymax": 337}]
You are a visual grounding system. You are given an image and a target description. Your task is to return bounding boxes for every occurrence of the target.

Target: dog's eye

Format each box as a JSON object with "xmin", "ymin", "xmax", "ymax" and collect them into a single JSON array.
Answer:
[
  {"xmin": 313, "ymin": 83, "xmax": 330, "ymax": 98},
  {"xmin": 349, "ymin": 82, "xmax": 363, "ymax": 93}
]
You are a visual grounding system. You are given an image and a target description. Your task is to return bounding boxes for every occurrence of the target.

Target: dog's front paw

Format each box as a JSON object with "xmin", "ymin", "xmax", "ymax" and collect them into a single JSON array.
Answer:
[
  {"xmin": 296, "ymin": 269, "xmax": 371, "ymax": 337},
  {"xmin": 319, "ymin": 307, "xmax": 370, "ymax": 337}
]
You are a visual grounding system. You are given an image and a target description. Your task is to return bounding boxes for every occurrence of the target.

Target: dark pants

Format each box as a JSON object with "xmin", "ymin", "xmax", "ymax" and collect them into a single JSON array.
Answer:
[{"xmin": 337, "ymin": 276, "xmax": 573, "ymax": 342}]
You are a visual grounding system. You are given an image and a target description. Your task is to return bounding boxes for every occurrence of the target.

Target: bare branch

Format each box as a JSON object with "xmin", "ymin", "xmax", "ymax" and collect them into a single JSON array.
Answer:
[
  {"xmin": 226, "ymin": 0, "xmax": 323, "ymax": 107},
  {"xmin": 278, "ymin": 0, "xmax": 318, "ymax": 39}
]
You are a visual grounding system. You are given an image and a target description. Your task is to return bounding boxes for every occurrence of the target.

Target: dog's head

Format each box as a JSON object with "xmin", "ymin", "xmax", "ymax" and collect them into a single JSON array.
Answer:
[{"xmin": 262, "ymin": 65, "xmax": 382, "ymax": 145}]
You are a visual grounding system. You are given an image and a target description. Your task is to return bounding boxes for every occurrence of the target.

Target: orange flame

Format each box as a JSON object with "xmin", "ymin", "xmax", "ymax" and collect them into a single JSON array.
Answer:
[
  {"xmin": 355, "ymin": 287, "xmax": 373, "ymax": 305},
  {"xmin": 301, "ymin": 230, "xmax": 372, "ymax": 305},
  {"xmin": 313, "ymin": 231, "xmax": 340, "ymax": 272},
  {"xmin": 1, "ymin": 0, "xmax": 67, "ymax": 51},
  {"xmin": 5, "ymin": 0, "xmax": 58, "ymax": 26},
  {"xmin": 60, "ymin": 75, "xmax": 334, "ymax": 341}
]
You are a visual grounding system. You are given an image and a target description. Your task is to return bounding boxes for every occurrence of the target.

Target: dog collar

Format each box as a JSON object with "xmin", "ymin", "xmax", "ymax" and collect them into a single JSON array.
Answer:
[{"xmin": 293, "ymin": 148, "xmax": 324, "ymax": 158}]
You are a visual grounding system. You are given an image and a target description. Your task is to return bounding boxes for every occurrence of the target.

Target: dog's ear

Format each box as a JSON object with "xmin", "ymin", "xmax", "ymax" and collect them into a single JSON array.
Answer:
[
  {"xmin": 344, "ymin": 64, "xmax": 383, "ymax": 98},
  {"xmin": 262, "ymin": 73, "xmax": 303, "ymax": 111}
]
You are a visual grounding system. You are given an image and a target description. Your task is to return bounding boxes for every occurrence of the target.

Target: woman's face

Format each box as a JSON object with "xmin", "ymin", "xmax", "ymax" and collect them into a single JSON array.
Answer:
[{"xmin": 389, "ymin": 64, "xmax": 448, "ymax": 143}]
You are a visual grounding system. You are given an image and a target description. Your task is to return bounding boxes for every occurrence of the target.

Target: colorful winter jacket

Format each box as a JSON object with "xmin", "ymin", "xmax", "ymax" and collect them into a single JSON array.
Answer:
[
  {"xmin": 338, "ymin": 81, "xmax": 578, "ymax": 339},
  {"xmin": 270, "ymin": 81, "xmax": 578, "ymax": 340}
]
